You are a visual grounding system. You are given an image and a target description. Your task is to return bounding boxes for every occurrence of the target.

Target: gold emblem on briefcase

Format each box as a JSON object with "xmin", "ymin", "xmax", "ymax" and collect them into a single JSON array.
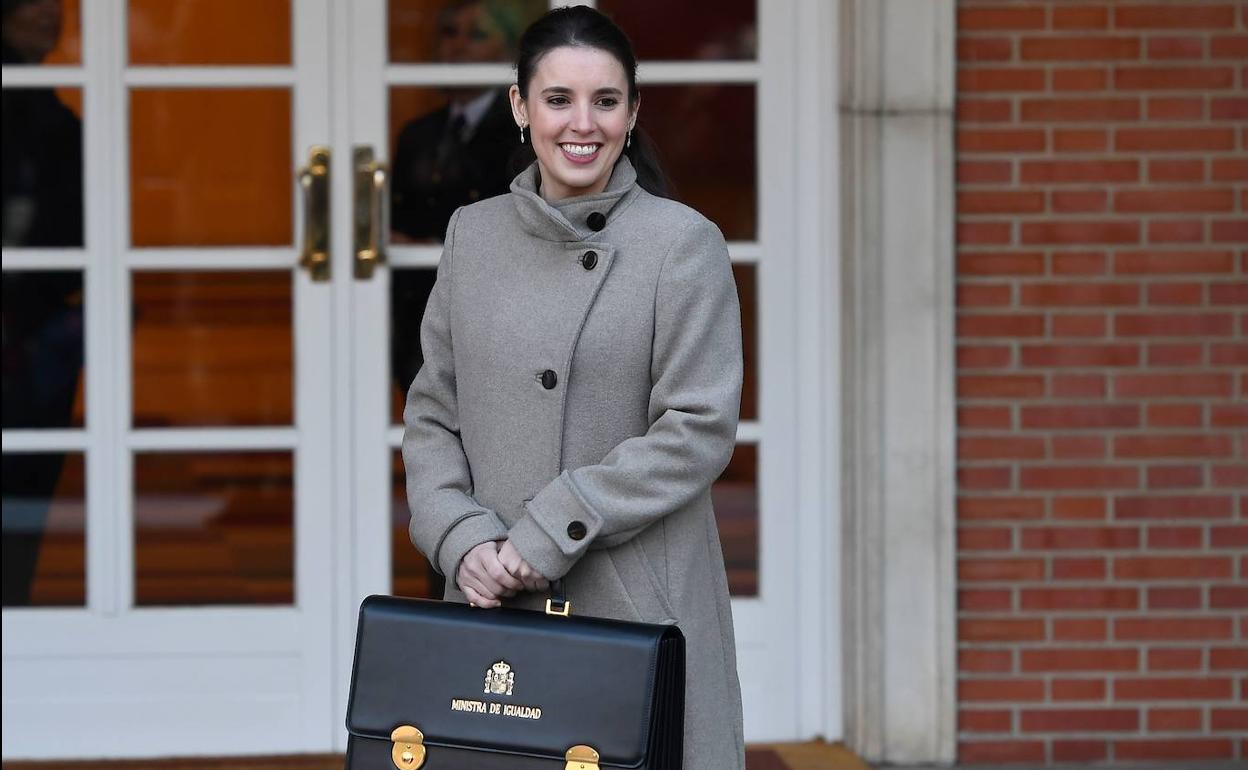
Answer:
[{"xmin": 484, "ymin": 660, "xmax": 515, "ymax": 695}]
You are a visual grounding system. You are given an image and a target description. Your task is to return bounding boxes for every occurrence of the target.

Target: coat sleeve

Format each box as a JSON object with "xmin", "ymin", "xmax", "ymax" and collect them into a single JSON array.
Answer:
[
  {"xmin": 403, "ymin": 208, "xmax": 508, "ymax": 583},
  {"xmin": 507, "ymin": 217, "xmax": 743, "ymax": 580}
]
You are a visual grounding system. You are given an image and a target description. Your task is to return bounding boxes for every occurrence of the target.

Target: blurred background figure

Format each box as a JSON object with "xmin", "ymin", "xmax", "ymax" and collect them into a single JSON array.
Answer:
[{"xmin": 2, "ymin": 0, "xmax": 85, "ymax": 606}]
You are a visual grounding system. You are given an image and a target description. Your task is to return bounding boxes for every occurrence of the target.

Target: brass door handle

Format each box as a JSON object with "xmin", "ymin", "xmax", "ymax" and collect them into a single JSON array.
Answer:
[
  {"xmin": 298, "ymin": 146, "xmax": 331, "ymax": 281},
  {"xmin": 354, "ymin": 146, "xmax": 389, "ymax": 280}
]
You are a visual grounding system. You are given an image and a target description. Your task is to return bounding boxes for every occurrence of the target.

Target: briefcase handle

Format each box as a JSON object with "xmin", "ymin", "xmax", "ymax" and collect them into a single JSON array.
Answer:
[{"xmin": 544, "ymin": 578, "xmax": 571, "ymax": 617}]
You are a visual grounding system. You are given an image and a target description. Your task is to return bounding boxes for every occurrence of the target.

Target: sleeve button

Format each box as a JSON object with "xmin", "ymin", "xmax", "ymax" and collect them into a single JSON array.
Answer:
[{"xmin": 567, "ymin": 521, "xmax": 587, "ymax": 540}]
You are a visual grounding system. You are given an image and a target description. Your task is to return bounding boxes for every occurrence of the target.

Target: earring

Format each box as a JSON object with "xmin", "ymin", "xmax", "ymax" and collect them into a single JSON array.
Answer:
[
  {"xmin": 626, "ymin": 127, "xmax": 632, "ymax": 148},
  {"xmin": 519, "ymin": 123, "xmax": 527, "ymax": 144}
]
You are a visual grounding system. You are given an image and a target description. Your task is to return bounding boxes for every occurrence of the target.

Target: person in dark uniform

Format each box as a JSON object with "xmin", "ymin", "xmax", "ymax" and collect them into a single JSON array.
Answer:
[
  {"xmin": 390, "ymin": 0, "xmax": 524, "ymax": 399},
  {"xmin": 2, "ymin": 0, "xmax": 86, "ymax": 606}
]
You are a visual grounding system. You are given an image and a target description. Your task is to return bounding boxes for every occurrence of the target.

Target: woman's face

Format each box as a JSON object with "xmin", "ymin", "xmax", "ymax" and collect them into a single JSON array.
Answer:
[{"xmin": 510, "ymin": 45, "xmax": 636, "ymax": 201}]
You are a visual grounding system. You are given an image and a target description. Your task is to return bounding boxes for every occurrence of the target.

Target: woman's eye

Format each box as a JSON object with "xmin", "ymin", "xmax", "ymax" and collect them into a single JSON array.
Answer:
[
  {"xmin": 596, "ymin": 98, "xmax": 619, "ymax": 108},
  {"xmin": 547, "ymin": 96, "xmax": 570, "ymax": 106}
]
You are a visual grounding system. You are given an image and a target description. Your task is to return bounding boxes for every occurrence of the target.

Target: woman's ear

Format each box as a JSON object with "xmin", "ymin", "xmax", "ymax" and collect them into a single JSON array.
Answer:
[
  {"xmin": 629, "ymin": 95, "xmax": 641, "ymax": 131},
  {"xmin": 508, "ymin": 84, "xmax": 527, "ymax": 128}
]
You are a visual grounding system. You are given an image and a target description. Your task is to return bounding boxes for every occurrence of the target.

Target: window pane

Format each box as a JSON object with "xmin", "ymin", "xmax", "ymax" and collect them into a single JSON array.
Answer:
[
  {"xmin": 130, "ymin": 88, "xmax": 292, "ymax": 247},
  {"xmin": 390, "ymin": 268, "xmax": 438, "ymax": 425},
  {"xmin": 2, "ymin": 452, "xmax": 85, "ymax": 607},
  {"xmin": 391, "ymin": 450, "xmax": 444, "ymax": 599},
  {"xmin": 734, "ymin": 264, "xmax": 757, "ymax": 422},
  {"xmin": 3, "ymin": 0, "xmax": 81, "ymax": 65},
  {"xmin": 134, "ymin": 451, "xmax": 293, "ymax": 606},
  {"xmin": 641, "ymin": 85, "xmax": 756, "ymax": 241},
  {"xmin": 132, "ymin": 271, "xmax": 292, "ymax": 427},
  {"xmin": 2, "ymin": 271, "xmax": 85, "ymax": 429},
  {"xmin": 389, "ymin": 0, "xmax": 544, "ymax": 64},
  {"xmin": 713, "ymin": 443, "xmax": 757, "ymax": 597},
  {"xmin": 601, "ymin": 0, "xmax": 756, "ymax": 60},
  {"xmin": 2, "ymin": 86, "xmax": 83, "ymax": 247},
  {"xmin": 128, "ymin": 0, "xmax": 290, "ymax": 65},
  {"xmin": 389, "ymin": 86, "xmax": 520, "ymax": 243}
]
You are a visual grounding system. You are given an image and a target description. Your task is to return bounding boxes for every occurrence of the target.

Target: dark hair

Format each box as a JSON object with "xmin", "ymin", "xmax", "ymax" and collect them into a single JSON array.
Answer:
[{"xmin": 508, "ymin": 5, "xmax": 671, "ymax": 198}]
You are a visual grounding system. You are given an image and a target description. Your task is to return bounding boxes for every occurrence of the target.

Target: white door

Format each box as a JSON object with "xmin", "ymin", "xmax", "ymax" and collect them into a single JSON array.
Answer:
[
  {"xmin": 341, "ymin": 0, "xmax": 809, "ymax": 743},
  {"xmin": 2, "ymin": 0, "xmax": 339, "ymax": 757}
]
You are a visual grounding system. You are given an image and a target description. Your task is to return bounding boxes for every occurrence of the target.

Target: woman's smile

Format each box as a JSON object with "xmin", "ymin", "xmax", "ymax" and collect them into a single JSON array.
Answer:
[{"xmin": 559, "ymin": 142, "xmax": 602, "ymax": 164}]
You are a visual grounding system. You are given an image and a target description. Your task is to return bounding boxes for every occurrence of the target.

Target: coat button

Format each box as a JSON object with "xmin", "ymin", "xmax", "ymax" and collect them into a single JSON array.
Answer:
[
  {"xmin": 580, "ymin": 250, "xmax": 598, "ymax": 270},
  {"xmin": 540, "ymin": 369, "xmax": 558, "ymax": 389},
  {"xmin": 586, "ymin": 212, "xmax": 606, "ymax": 231},
  {"xmin": 567, "ymin": 521, "xmax": 587, "ymax": 540}
]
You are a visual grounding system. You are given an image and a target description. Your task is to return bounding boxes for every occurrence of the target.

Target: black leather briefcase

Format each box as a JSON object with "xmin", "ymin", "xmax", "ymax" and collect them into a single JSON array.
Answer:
[{"xmin": 345, "ymin": 593, "xmax": 685, "ymax": 769}]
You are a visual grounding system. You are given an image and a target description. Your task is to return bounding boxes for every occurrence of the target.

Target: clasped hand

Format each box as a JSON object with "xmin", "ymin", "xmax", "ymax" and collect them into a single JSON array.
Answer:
[{"xmin": 457, "ymin": 540, "xmax": 549, "ymax": 608}]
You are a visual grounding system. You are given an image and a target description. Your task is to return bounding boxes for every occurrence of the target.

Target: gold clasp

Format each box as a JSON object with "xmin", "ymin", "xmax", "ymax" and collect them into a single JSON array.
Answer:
[
  {"xmin": 391, "ymin": 725, "xmax": 425, "ymax": 770},
  {"xmin": 565, "ymin": 744, "xmax": 599, "ymax": 770},
  {"xmin": 545, "ymin": 598, "xmax": 572, "ymax": 617}
]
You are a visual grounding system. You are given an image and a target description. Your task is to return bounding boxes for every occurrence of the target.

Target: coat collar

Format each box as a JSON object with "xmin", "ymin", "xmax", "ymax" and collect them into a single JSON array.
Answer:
[{"xmin": 509, "ymin": 156, "xmax": 639, "ymax": 242}]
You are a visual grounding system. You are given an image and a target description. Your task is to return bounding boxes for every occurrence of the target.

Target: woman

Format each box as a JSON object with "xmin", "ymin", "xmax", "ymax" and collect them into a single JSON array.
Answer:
[{"xmin": 403, "ymin": 6, "xmax": 745, "ymax": 768}]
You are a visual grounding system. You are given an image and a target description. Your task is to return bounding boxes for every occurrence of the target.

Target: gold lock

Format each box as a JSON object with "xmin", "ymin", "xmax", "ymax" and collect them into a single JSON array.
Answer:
[
  {"xmin": 390, "ymin": 725, "xmax": 426, "ymax": 770},
  {"xmin": 565, "ymin": 744, "xmax": 600, "ymax": 770}
]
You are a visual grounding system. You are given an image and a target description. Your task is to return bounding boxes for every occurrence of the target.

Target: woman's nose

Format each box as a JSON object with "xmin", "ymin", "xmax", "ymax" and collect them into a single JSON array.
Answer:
[{"xmin": 570, "ymin": 105, "xmax": 594, "ymax": 133}]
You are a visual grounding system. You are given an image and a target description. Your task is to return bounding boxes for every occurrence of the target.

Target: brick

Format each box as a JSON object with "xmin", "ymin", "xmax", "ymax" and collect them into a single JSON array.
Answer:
[
  {"xmin": 959, "ymin": 649, "xmax": 1013, "ymax": 674},
  {"xmin": 960, "ymin": 588, "xmax": 1013, "ymax": 611},
  {"xmin": 1021, "ymin": 466, "xmax": 1139, "ymax": 490},
  {"xmin": 1211, "ymin": 709, "xmax": 1248, "ymax": 731},
  {"xmin": 959, "ymin": 314, "xmax": 1045, "ymax": 337},
  {"xmin": 1021, "ymin": 526, "xmax": 1138, "ymax": 550},
  {"xmin": 1053, "ymin": 557, "xmax": 1107, "ymax": 580},
  {"xmin": 957, "ymin": 345, "xmax": 1012, "ymax": 368},
  {"xmin": 957, "ymin": 284, "xmax": 1013, "ymax": 307},
  {"xmin": 1147, "ymin": 283, "xmax": 1204, "ymax": 306},
  {"xmin": 1148, "ymin": 586, "xmax": 1203, "ymax": 609},
  {"xmin": 957, "ymin": 98, "xmax": 1012, "ymax": 123},
  {"xmin": 1115, "ymin": 739, "xmax": 1234, "ymax": 761},
  {"xmin": 960, "ymin": 709, "xmax": 1012, "ymax": 732},
  {"xmin": 1051, "ymin": 314, "xmax": 1108, "ymax": 337},
  {"xmin": 1022, "ymin": 587, "xmax": 1139, "ymax": 612},
  {"xmin": 961, "ymin": 619, "xmax": 1046, "ymax": 642},
  {"xmin": 1147, "ymin": 36, "xmax": 1206, "ymax": 59},
  {"xmin": 1023, "ymin": 643, "xmax": 1143, "ymax": 668},
  {"xmin": 1116, "ymin": 65, "xmax": 1235, "ymax": 90},
  {"xmin": 958, "ymin": 128, "xmax": 1047, "ymax": 152},
  {"xmin": 1115, "ymin": 617, "xmax": 1234, "ymax": 641},
  {"xmin": 1117, "ymin": 127, "xmax": 1236, "ymax": 152},
  {"xmin": 1148, "ymin": 219, "xmax": 1205, "ymax": 243},
  {"xmin": 1147, "ymin": 97, "xmax": 1206, "ymax": 121},
  {"xmin": 958, "ymin": 740, "xmax": 1045, "ymax": 763},
  {"xmin": 959, "ymin": 497, "xmax": 1044, "ymax": 521},
  {"xmin": 1117, "ymin": 312, "xmax": 1234, "ymax": 337},
  {"xmin": 1021, "ymin": 159, "xmax": 1138, "ymax": 184},
  {"xmin": 1211, "ymin": 35, "xmax": 1248, "ymax": 58},
  {"xmin": 957, "ymin": 38, "xmax": 1013, "ymax": 62},
  {"xmin": 1115, "ymin": 5, "xmax": 1237, "ymax": 29},
  {"xmin": 1211, "ymin": 97, "xmax": 1248, "ymax": 119},
  {"xmin": 1114, "ymin": 434, "xmax": 1233, "ymax": 459},
  {"xmin": 1053, "ymin": 740, "xmax": 1108, "ymax": 762},
  {"xmin": 1054, "ymin": 618, "xmax": 1107, "ymax": 641},
  {"xmin": 958, "ymin": 525, "xmax": 1013, "ymax": 550},
  {"xmin": 1210, "ymin": 585, "xmax": 1248, "ymax": 608},
  {"xmin": 961, "ymin": 677, "xmax": 1048, "ymax": 703},
  {"xmin": 1149, "ymin": 708, "xmax": 1203, "ymax": 731},
  {"xmin": 958, "ymin": 251, "xmax": 1043, "ymax": 275},
  {"xmin": 1115, "ymin": 677, "xmax": 1234, "ymax": 701},
  {"xmin": 959, "ymin": 7, "xmax": 1047, "ymax": 31},
  {"xmin": 1021, "ymin": 36, "xmax": 1140, "ymax": 61},
  {"xmin": 1210, "ymin": 405, "xmax": 1248, "ymax": 427},
  {"xmin": 1052, "ymin": 189, "xmax": 1108, "ymax": 212},
  {"xmin": 958, "ymin": 405, "xmax": 1012, "ymax": 429},
  {"xmin": 1053, "ymin": 6, "xmax": 1108, "ymax": 29},
  {"xmin": 1052, "ymin": 251, "xmax": 1108, "ymax": 275},
  {"xmin": 1211, "ymin": 158, "xmax": 1248, "ymax": 181},
  {"xmin": 958, "ymin": 221, "xmax": 1012, "ymax": 245},
  {"xmin": 1115, "ymin": 249, "xmax": 1235, "ymax": 274},
  {"xmin": 1021, "ymin": 344, "xmax": 1140, "ymax": 367},
  {"xmin": 1021, "ymin": 221, "xmax": 1140, "ymax": 245},
  {"xmin": 1051, "ymin": 678, "xmax": 1108, "ymax": 701},
  {"xmin": 1021, "ymin": 708, "xmax": 1138, "ymax": 732},
  {"xmin": 960, "ymin": 436, "xmax": 1045, "ymax": 460},
  {"xmin": 1020, "ymin": 283, "xmax": 1139, "ymax": 307},
  {"xmin": 958, "ymin": 190, "xmax": 1045, "ymax": 214},
  {"xmin": 1115, "ymin": 188, "xmax": 1235, "ymax": 213},
  {"xmin": 1212, "ymin": 464, "xmax": 1248, "ymax": 488},
  {"xmin": 958, "ymin": 160, "xmax": 1013, "ymax": 185},
  {"xmin": 1115, "ymin": 373, "xmax": 1233, "ymax": 398},
  {"xmin": 1146, "ymin": 404, "xmax": 1203, "ymax": 428},
  {"xmin": 1053, "ymin": 374, "xmax": 1106, "ymax": 399},
  {"xmin": 1148, "ymin": 343, "xmax": 1205, "ymax": 366},
  {"xmin": 1022, "ymin": 97, "xmax": 1140, "ymax": 122},
  {"xmin": 1146, "ymin": 464, "xmax": 1204, "ymax": 489},
  {"xmin": 1211, "ymin": 344, "xmax": 1248, "ymax": 365},
  {"xmin": 960, "ymin": 558, "xmax": 1045, "ymax": 582},
  {"xmin": 1021, "ymin": 405, "xmax": 1138, "ymax": 429},
  {"xmin": 1210, "ymin": 647, "xmax": 1248, "ymax": 669},
  {"xmin": 1212, "ymin": 219, "xmax": 1248, "ymax": 242},
  {"xmin": 958, "ymin": 68, "xmax": 1047, "ymax": 93},
  {"xmin": 1148, "ymin": 159, "xmax": 1205, "ymax": 183},
  {"xmin": 1149, "ymin": 648, "xmax": 1204, "ymax": 672},
  {"xmin": 1116, "ymin": 495, "xmax": 1234, "ymax": 520},
  {"xmin": 1053, "ymin": 435, "xmax": 1107, "ymax": 460},
  {"xmin": 1210, "ymin": 283, "xmax": 1248, "ymax": 304},
  {"xmin": 959, "ymin": 466, "xmax": 1013, "ymax": 490},
  {"xmin": 1053, "ymin": 67, "xmax": 1109, "ymax": 91},
  {"xmin": 1147, "ymin": 525, "xmax": 1204, "ymax": 548}
]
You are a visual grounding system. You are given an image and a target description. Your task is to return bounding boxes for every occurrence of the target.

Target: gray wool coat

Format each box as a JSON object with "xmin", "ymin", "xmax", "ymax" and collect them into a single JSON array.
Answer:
[{"xmin": 403, "ymin": 156, "xmax": 746, "ymax": 769}]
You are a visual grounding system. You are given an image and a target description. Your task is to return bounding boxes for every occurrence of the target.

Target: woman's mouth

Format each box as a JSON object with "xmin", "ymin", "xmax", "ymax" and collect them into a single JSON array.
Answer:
[{"xmin": 559, "ymin": 142, "xmax": 602, "ymax": 164}]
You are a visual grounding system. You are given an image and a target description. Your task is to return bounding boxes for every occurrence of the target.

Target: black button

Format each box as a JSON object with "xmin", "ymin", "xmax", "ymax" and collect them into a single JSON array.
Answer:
[
  {"xmin": 580, "ymin": 250, "xmax": 598, "ymax": 270},
  {"xmin": 540, "ymin": 369, "xmax": 558, "ymax": 390},
  {"xmin": 567, "ymin": 521, "xmax": 587, "ymax": 540},
  {"xmin": 587, "ymin": 212, "xmax": 606, "ymax": 231}
]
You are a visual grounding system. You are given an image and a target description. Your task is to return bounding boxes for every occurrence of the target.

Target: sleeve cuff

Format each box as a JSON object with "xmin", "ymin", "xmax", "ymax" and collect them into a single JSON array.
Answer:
[
  {"xmin": 426, "ymin": 510, "xmax": 508, "ymax": 585},
  {"xmin": 507, "ymin": 471, "xmax": 602, "ymax": 580}
]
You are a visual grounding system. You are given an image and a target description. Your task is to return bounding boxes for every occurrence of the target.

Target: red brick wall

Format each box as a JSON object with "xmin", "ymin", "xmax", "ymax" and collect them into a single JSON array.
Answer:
[{"xmin": 955, "ymin": 1, "xmax": 1247, "ymax": 764}]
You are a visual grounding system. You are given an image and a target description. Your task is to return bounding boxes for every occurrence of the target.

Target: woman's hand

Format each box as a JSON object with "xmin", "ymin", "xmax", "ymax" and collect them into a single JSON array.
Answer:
[
  {"xmin": 498, "ymin": 540, "xmax": 550, "ymax": 593},
  {"xmin": 457, "ymin": 541, "xmax": 524, "ymax": 608}
]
